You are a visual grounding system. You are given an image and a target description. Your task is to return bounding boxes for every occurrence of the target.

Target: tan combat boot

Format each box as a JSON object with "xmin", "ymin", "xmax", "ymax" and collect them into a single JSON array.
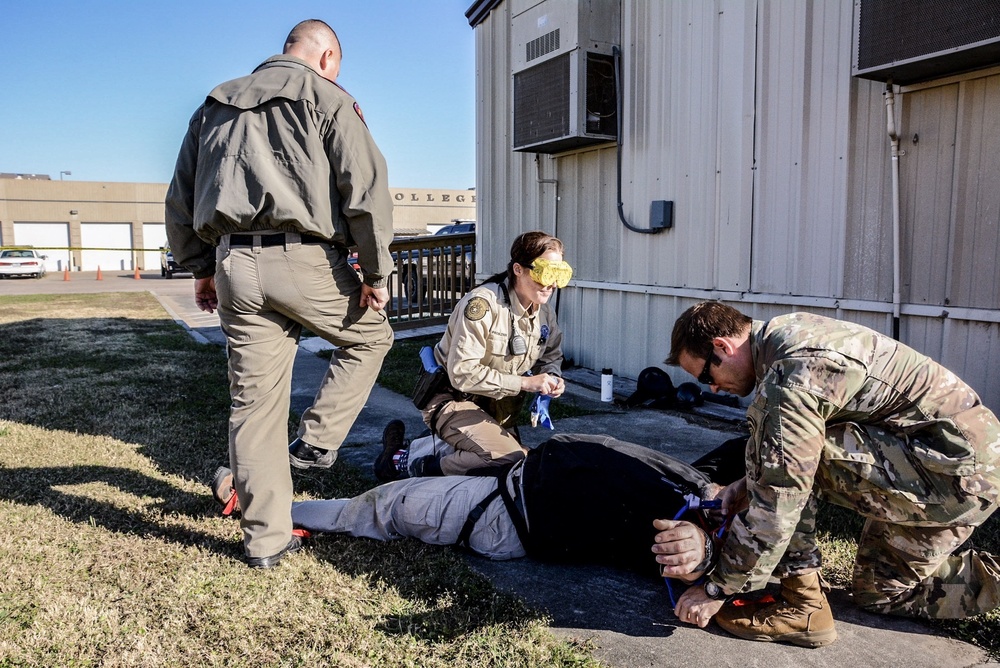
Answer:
[{"xmin": 715, "ymin": 572, "xmax": 838, "ymax": 648}]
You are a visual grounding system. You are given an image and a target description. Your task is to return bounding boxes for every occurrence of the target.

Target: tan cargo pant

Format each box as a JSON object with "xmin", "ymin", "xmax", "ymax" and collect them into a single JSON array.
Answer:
[
  {"xmin": 421, "ymin": 393, "xmax": 527, "ymax": 475},
  {"xmin": 215, "ymin": 232, "xmax": 393, "ymax": 558}
]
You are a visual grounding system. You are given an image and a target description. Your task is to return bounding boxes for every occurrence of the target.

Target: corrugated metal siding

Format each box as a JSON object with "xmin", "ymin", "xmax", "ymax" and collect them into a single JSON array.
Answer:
[
  {"xmin": 897, "ymin": 73, "xmax": 1000, "ymax": 310},
  {"xmin": 948, "ymin": 73, "xmax": 1000, "ymax": 309},
  {"xmin": 751, "ymin": 0, "xmax": 854, "ymax": 297},
  {"xmin": 549, "ymin": 150, "xmax": 621, "ymax": 283},
  {"xmin": 614, "ymin": 0, "xmax": 756, "ymax": 292},
  {"xmin": 473, "ymin": 0, "xmax": 1000, "ymax": 408},
  {"xmin": 899, "ymin": 83, "xmax": 960, "ymax": 306},
  {"xmin": 843, "ymin": 78, "xmax": 894, "ymax": 302}
]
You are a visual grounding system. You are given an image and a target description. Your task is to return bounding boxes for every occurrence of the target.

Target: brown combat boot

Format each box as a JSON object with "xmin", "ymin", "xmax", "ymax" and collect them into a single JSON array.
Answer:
[{"xmin": 715, "ymin": 572, "xmax": 838, "ymax": 648}]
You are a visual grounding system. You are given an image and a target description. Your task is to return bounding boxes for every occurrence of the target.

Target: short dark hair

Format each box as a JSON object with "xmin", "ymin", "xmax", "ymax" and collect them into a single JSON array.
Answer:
[{"xmin": 666, "ymin": 301, "xmax": 751, "ymax": 365}]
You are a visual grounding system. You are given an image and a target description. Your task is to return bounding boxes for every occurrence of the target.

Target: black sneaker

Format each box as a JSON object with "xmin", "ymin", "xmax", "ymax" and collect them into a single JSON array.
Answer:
[
  {"xmin": 288, "ymin": 438, "xmax": 337, "ymax": 470},
  {"xmin": 374, "ymin": 419, "xmax": 408, "ymax": 482}
]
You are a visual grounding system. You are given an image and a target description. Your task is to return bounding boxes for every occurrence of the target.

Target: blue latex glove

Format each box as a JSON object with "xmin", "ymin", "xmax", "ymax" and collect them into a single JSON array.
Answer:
[{"xmin": 530, "ymin": 393, "xmax": 554, "ymax": 429}]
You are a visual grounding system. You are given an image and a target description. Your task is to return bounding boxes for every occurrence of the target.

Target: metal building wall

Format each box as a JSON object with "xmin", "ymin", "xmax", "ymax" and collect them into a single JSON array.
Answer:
[
  {"xmin": 471, "ymin": 0, "xmax": 1000, "ymax": 407},
  {"xmin": 751, "ymin": 0, "xmax": 854, "ymax": 297},
  {"xmin": 475, "ymin": 0, "xmax": 757, "ymax": 373}
]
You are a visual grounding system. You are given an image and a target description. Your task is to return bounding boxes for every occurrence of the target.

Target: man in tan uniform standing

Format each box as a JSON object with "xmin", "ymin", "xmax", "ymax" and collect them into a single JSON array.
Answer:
[{"xmin": 165, "ymin": 19, "xmax": 395, "ymax": 568}]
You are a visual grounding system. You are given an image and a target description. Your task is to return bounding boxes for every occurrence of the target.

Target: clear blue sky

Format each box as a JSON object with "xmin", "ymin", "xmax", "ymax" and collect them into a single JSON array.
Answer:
[{"xmin": 0, "ymin": 0, "xmax": 477, "ymax": 189}]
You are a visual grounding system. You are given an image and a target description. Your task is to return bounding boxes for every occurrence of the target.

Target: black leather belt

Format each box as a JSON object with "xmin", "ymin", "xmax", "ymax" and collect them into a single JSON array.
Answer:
[{"xmin": 227, "ymin": 232, "xmax": 328, "ymax": 247}]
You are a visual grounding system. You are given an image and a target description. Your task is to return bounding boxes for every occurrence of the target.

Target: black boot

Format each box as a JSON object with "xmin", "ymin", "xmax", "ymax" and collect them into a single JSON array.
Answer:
[{"xmin": 373, "ymin": 419, "xmax": 409, "ymax": 482}]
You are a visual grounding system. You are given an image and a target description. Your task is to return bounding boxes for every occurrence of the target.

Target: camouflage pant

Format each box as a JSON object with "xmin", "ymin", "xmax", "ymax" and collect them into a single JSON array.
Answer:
[{"xmin": 776, "ymin": 422, "xmax": 1000, "ymax": 619}]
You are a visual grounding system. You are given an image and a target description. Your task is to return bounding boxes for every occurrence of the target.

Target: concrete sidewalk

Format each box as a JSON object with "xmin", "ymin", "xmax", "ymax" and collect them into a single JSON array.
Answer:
[{"xmin": 155, "ymin": 289, "xmax": 996, "ymax": 668}]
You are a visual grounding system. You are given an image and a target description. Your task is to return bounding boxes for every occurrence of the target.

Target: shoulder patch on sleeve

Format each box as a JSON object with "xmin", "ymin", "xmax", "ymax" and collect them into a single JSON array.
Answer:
[
  {"xmin": 464, "ymin": 296, "xmax": 489, "ymax": 321},
  {"xmin": 353, "ymin": 101, "xmax": 367, "ymax": 126}
]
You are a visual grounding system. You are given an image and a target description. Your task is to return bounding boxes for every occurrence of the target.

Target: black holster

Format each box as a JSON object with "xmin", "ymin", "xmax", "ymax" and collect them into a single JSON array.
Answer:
[{"xmin": 412, "ymin": 366, "xmax": 449, "ymax": 410}]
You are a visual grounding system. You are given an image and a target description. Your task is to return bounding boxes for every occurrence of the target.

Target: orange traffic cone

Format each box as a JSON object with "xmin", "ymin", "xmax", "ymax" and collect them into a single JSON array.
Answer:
[
  {"xmin": 63, "ymin": 267, "xmax": 70, "ymax": 281},
  {"xmin": 133, "ymin": 265, "xmax": 141, "ymax": 280},
  {"xmin": 96, "ymin": 266, "xmax": 103, "ymax": 280}
]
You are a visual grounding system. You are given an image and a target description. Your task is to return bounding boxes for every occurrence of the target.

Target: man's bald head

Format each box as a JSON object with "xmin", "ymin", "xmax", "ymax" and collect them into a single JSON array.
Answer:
[{"xmin": 283, "ymin": 19, "xmax": 342, "ymax": 82}]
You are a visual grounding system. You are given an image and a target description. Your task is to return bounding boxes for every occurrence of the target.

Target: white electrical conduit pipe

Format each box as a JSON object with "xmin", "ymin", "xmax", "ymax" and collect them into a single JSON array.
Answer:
[{"xmin": 884, "ymin": 85, "xmax": 902, "ymax": 340}]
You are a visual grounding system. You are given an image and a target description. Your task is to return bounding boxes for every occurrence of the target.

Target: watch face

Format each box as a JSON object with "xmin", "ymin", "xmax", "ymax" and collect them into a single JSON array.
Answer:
[{"xmin": 705, "ymin": 582, "xmax": 723, "ymax": 599}]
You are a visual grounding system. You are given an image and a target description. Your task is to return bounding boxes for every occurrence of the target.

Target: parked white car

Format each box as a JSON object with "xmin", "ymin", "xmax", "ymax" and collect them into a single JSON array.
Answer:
[{"xmin": 0, "ymin": 248, "xmax": 47, "ymax": 279}]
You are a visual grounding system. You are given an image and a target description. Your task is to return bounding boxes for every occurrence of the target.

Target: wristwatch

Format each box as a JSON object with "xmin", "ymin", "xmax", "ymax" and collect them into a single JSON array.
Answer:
[{"xmin": 704, "ymin": 581, "xmax": 730, "ymax": 601}]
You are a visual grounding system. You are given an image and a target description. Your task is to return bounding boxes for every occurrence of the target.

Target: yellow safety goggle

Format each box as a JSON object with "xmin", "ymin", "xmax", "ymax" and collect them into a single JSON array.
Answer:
[{"xmin": 528, "ymin": 257, "xmax": 573, "ymax": 288}]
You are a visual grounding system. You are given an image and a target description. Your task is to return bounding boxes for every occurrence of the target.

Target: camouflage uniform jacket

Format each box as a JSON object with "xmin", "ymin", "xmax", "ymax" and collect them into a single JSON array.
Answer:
[
  {"xmin": 433, "ymin": 281, "xmax": 563, "ymax": 399},
  {"xmin": 711, "ymin": 312, "xmax": 1000, "ymax": 594}
]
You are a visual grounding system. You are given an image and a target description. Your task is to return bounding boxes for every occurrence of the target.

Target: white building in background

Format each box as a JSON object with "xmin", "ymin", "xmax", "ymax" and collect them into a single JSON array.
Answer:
[
  {"xmin": 0, "ymin": 177, "xmax": 475, "ymax": 273},
  {"xmin": 464, "ymin": 0, "xmax": 1000, "ymax": 407}
]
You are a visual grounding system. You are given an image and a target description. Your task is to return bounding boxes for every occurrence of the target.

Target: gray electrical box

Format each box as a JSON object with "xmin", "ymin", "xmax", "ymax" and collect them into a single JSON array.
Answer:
[
  {"xmin": 511, "ymin": 0, "xmax": 621, "ymax": 153},
  {"xmin": 650, "ymin": 200, "xmax": 673, "ymax": 230}
]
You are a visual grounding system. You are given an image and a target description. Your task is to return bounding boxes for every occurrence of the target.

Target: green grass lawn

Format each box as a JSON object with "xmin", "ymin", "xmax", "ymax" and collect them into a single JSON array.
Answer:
[{"xmin": 0, "ymin": 293, "xmax": 597, "ymax": 667}]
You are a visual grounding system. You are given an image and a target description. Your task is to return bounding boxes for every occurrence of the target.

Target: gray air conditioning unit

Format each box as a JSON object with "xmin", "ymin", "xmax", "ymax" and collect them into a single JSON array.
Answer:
[
  {"xmin": 853, "ymin": 0, "xmax": 1000, "ymax": 85},
  {"xmin": 511, "ymin": 0, "xmax": 620, "ymax": 154}
]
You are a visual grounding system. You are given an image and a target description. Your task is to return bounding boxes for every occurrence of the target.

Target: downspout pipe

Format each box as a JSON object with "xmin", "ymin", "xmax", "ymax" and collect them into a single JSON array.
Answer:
[
  {"xmin": 613, "ymin": 45, "xmax": 666, "ymax": 235},
  {"xmin": 884, "ymin": 84, "xmax": 902, "ymax": 340}
]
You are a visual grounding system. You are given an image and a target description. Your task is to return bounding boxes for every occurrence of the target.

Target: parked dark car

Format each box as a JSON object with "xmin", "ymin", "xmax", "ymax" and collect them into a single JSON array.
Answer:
[{"xmin": 433, "ymin": 221, "xmax": 476, "ymax": 236}]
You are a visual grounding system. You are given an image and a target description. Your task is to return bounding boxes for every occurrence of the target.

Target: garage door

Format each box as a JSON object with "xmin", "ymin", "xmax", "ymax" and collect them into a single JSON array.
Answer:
[
  {"xmin": 11, "ymin": 222, "xmax": 70, "ymax": 272},
  {"xmin": 142, "ymin": 223, "xmax": 167, "ymax": 271},
  {"xmin": 80, "ymin": 223, "xmax": 133, "ymax": 272}
]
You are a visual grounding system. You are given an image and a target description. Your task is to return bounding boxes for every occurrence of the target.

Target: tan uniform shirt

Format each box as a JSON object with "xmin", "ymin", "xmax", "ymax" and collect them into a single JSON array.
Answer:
[{"xmin": 434, "ymin": 282, "xmax": 563, "ymax": 398}]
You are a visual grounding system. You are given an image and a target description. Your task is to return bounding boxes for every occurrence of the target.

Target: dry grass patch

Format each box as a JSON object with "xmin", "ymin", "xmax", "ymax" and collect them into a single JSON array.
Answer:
[{"xmin": 0, "ymin": 293, "xmax": 598, "ymax": 667}]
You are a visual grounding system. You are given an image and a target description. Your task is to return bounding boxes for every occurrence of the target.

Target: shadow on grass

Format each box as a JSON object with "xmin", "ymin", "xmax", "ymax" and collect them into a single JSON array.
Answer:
[
  {"xmin": 0, "ymin": 316, "xmax": 232, "ymax": 482},
  {"xmin": 0, "ymin": 465, "xmax": 229, "ymax": 553}
]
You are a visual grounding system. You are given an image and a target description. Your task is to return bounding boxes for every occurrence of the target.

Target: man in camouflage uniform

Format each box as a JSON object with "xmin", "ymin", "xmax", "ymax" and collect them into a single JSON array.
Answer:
[{"xmin": 655, "ymin": 301, "xmax": 1000, "ymax": 647}]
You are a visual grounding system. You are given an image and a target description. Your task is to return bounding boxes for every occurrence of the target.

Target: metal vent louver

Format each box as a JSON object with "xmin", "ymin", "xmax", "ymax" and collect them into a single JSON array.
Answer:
[
  {"xmin": 527, "ymin": 28, "xmax": 560, "ymax": 63},
  {"xmin": 514, "ymin": 53, "xmax": 571, "ymax": 149}
]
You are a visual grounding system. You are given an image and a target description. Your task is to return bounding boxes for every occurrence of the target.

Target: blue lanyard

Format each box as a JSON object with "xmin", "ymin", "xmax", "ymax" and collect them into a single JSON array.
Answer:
[{"xmin": 662, "ymin": 493, "xmax": 728, "ymax": 608}]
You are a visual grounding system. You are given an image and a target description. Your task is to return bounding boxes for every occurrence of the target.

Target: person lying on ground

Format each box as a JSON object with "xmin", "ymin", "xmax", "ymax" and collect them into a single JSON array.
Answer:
[{"xmin": 214, "ymin": 431, "xmax": 745, "ymax": 580}]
